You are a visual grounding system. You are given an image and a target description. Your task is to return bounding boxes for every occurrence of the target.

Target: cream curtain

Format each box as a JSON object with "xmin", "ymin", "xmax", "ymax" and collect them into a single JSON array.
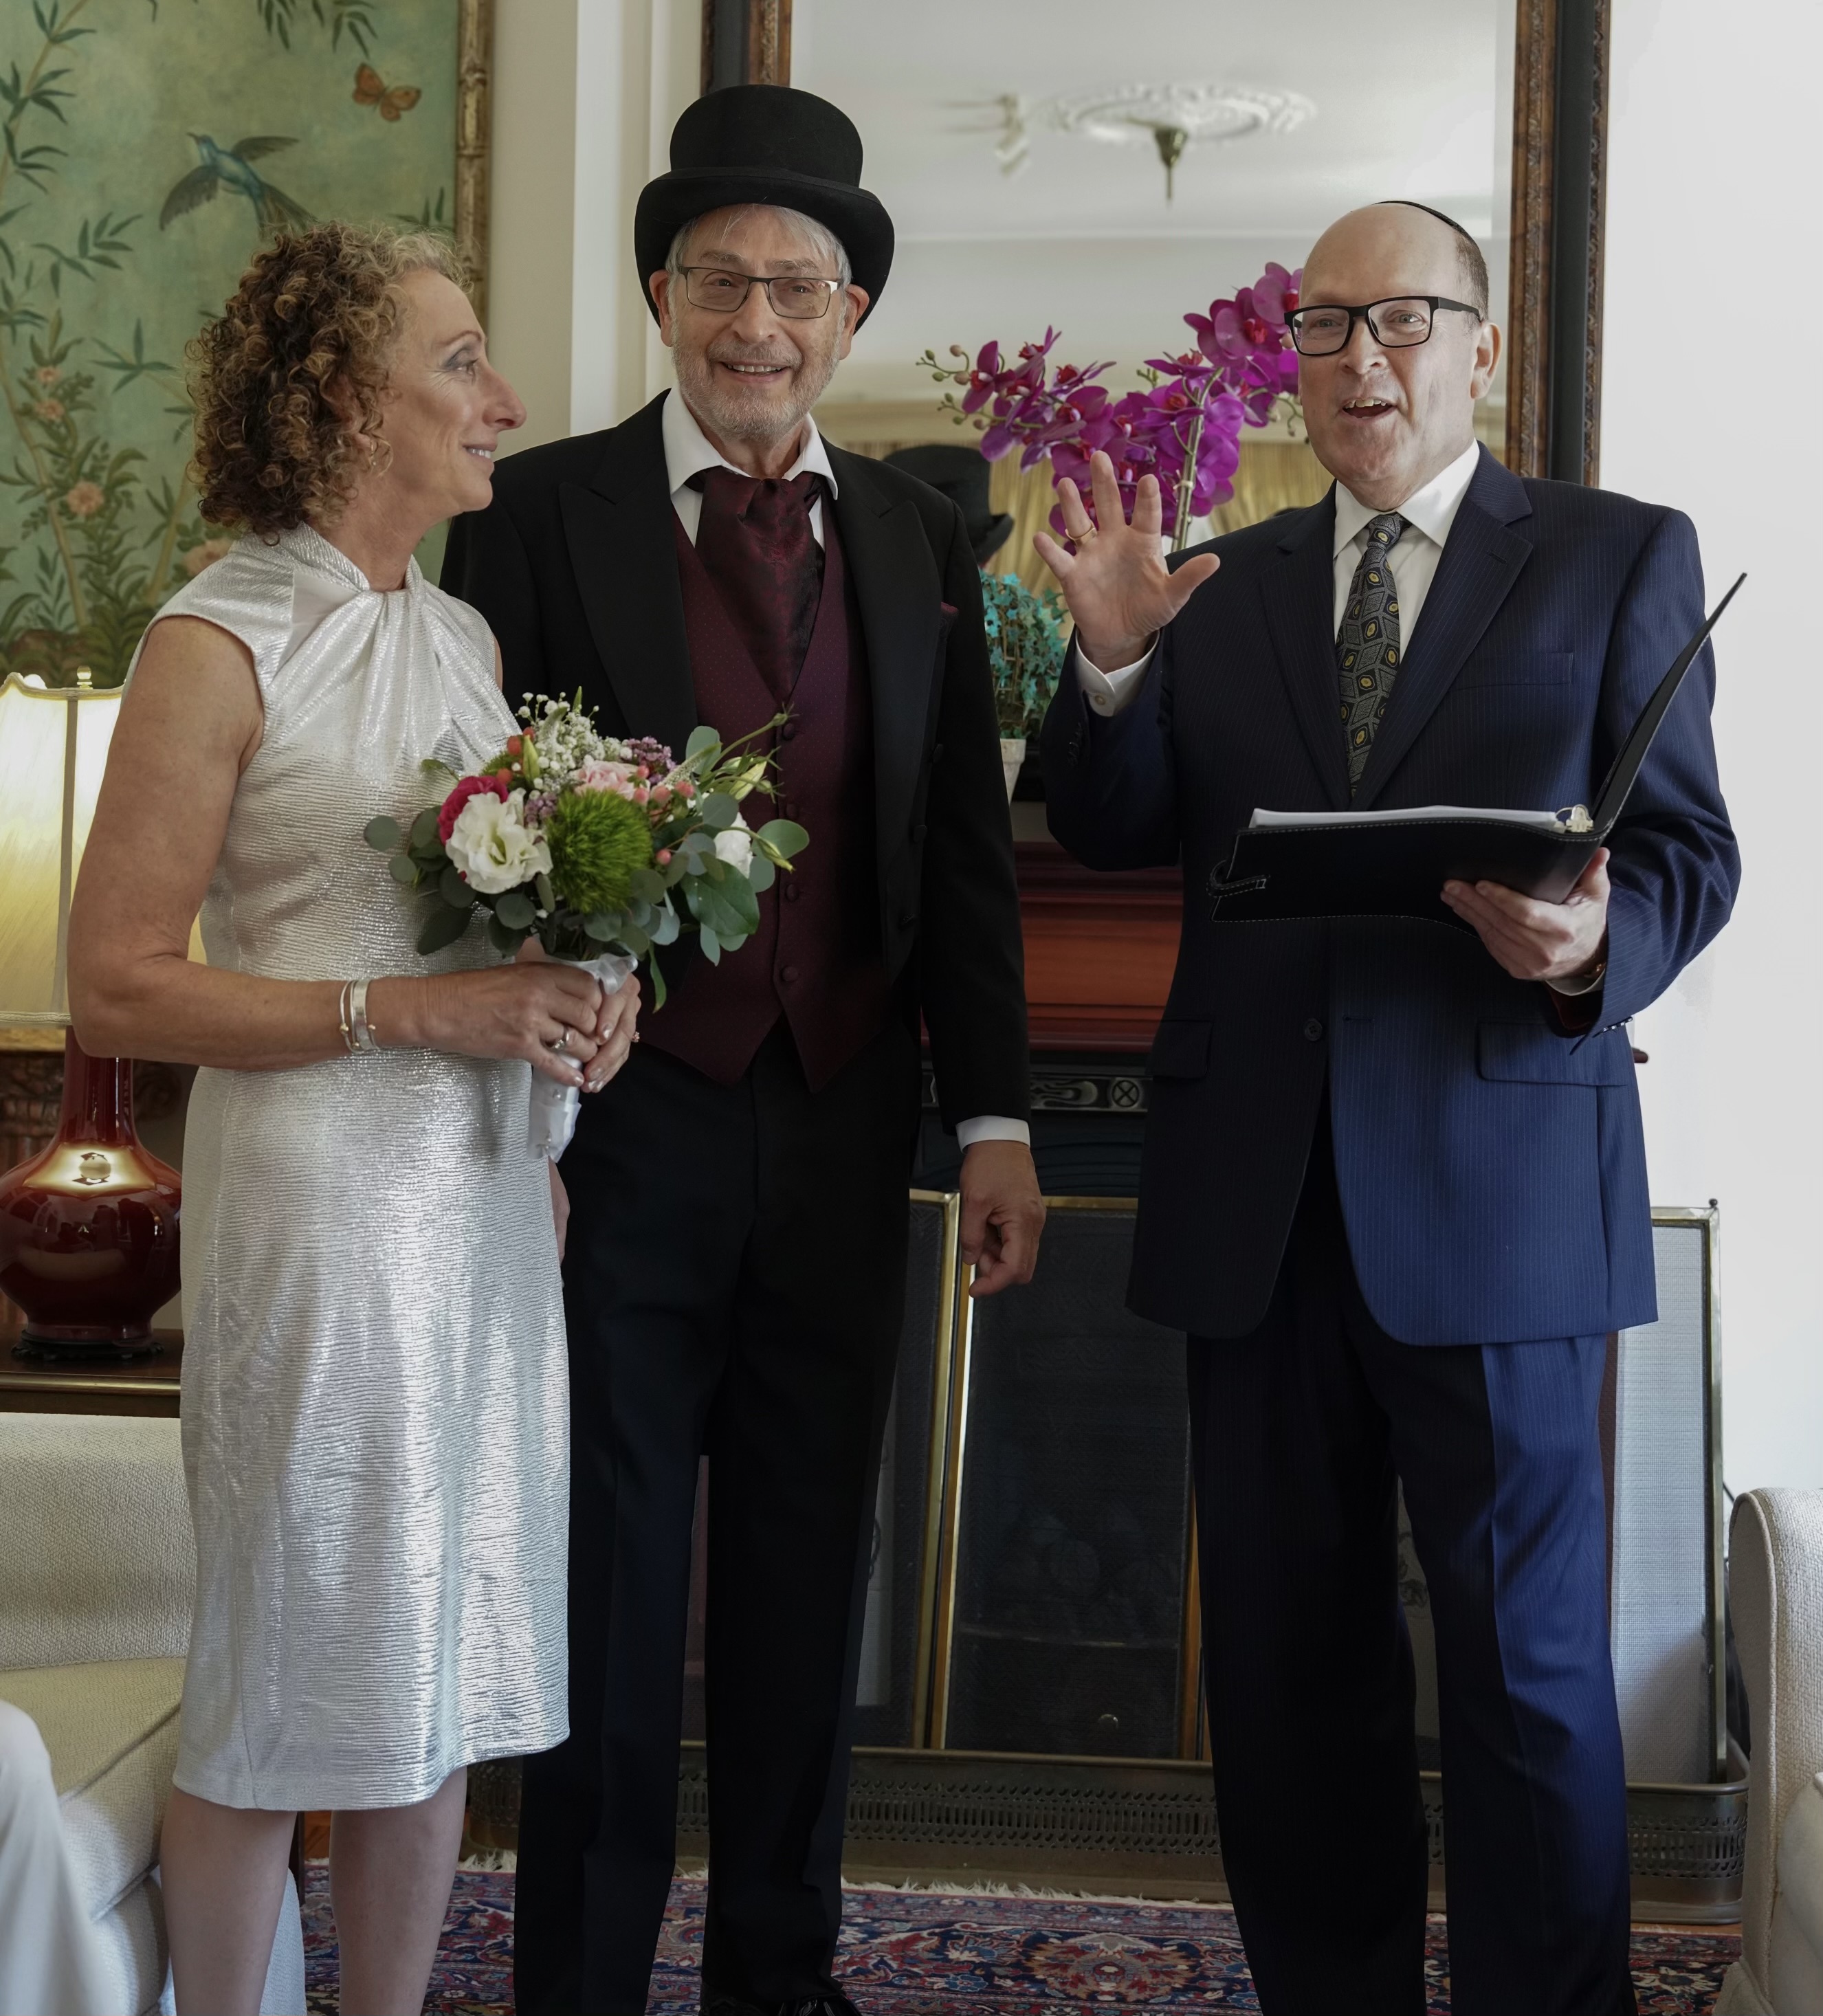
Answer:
[
  {"xmin": 827, "ymin": 436, "xmax": 1330, "ymax": 599},
  {"xmin": 823, "ymin": 412, "xmax": 1505, "ymax": 600}
]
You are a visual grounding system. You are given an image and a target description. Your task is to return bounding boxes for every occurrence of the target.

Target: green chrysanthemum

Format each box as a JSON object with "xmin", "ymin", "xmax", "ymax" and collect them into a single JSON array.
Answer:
[{"xmin": 546, "ymin": 788, "xmax": 654, "ymax": 914}]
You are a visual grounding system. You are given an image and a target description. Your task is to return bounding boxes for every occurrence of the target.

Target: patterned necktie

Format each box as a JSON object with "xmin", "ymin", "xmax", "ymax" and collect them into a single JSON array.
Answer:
[
  {"xmin": 1336, "ymin": 511, "xmax": 1408, "ymax": 791},
  {"xmin": 689, "ymin": 467, "xmax": 825, "ymax": 700}
]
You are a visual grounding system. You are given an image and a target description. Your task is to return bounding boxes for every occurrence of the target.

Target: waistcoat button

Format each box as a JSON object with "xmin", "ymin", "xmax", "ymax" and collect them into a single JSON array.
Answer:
[
  {"xmin": 780, "ymin": 720, "xmax": 799, "ymax": 742},
  {"xmin": 780, "ymin": 965, "xmax": 799, "ymax": 985},
  {"xmin": 1303, "ymin": 1017, "xmax": 1324, "ymax": 1041},
  {"xmin": 783, "ymin": 883, "xmax": 800, "ymax": 903}
]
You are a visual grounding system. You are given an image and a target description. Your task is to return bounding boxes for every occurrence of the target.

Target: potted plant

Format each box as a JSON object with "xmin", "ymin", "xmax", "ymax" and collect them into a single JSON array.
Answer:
[{"xmin": 982, "ymin": 570, "xmax": 1067, "ymax": 799}]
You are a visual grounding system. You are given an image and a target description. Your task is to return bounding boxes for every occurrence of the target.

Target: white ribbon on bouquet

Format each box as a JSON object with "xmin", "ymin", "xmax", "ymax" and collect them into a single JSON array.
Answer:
[{"xmin": 528, "ymin": 951, "xmax": 638, "ymax": 1160}]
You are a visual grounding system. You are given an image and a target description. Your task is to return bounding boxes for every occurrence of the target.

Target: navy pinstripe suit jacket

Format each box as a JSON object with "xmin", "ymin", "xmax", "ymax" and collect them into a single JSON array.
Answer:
[{"xmin": 1041, "ymin": 446, "xmax": 1739, "ymax": 1345}]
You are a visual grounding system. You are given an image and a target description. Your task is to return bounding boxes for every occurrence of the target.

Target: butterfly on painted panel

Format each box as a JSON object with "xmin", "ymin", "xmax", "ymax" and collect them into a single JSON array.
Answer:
[{"xmin": 353, "ymin": 65, "xmax": 421, "ymax": 121}]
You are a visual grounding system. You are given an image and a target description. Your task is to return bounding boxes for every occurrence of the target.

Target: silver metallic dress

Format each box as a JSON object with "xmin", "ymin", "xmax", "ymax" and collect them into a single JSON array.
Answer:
[{"xmin": 150, "ymin": 524, "xmax": 568, "ymax": 1811}]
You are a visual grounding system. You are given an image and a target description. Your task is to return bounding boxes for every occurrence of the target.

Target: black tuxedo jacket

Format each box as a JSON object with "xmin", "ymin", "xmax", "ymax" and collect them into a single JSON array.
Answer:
[{"xmin": 441, "ymin": 392, "xmax": 1029, "ymax": 1131}]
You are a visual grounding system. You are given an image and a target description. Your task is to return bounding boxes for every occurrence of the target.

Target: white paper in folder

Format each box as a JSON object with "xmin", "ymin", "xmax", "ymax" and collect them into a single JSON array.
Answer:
[{"xmin": 1248, "ymin": 804, "xmax": 1579, "ymax": 833}]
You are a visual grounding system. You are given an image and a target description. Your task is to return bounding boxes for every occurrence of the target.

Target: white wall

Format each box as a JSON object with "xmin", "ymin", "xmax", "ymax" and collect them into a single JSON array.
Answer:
[
  {"xmin": 1603, "ymin": 0, "xmax": 1823, "ymax": 1491},
  {"xmin": 487, "ymin": 0, "xmax": 696, "ymax": 451}
]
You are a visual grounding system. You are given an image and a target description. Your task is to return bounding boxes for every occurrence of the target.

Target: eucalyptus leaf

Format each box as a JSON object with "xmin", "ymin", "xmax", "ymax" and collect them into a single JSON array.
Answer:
[
  {"xmin": 416, "ymin": 901, "xmax": 472, "ymax": 956},
  {"xmin": 698, "ymin": 792, "xmax": 738, "ymax": 831},
  {"xmin": 628, "ymin": 897, "xmax": 652, "ymax": 931},
  {"xmin": 720, "ymin": 873, "xmax": 760, "ymax": 933},
  {"xmin": 616, "ymin": 921, "xmax": 651, "ymax": 956},
  {"xmin": 757, "ymin": 819, "xmax": 810, "ymax": 859},
  {"xmin": 487, "ymin": 913, "xmax": 523, "ymax": 956},
  {"xmin": 685, "ymin": 724, "xmax": 720, "ymax": 761},
  {"xmin": 698, "ymin": 924, "xmax": 722, "ymax": 965},
  {"xmin": 745, "ymin": 852, "xmax": 776, "ymax": 894},
  {"xmin": 648, "ymin": 959, "xmax": 668, "ymax": 1010},
  {"xmin": 630, "ymin": 867, "xmax": 667, "ymax": 903},
  {"xmin": 409, "ymin": 808, "xmax": 442, "ymax": 851},
  {"xmin": 439, "ymin": 865, "xmax": 472, "ymax": 910},
  {"xmin": 535, "ymin": 871, "xmax": 557, "ymax": 915},
  {"xmin": 387, "ymin": 852, "xmax": 421, "ymax": 887},
  {"xmin": 496, "ymin": 891, "xmax": 536, "ymax": 931},
  {"xmin": 584, "ymin": 911, "xmax": 620, "ymax": 942},
  {"xmin": 364, "ymin": 815, "xmax": 401, "ymax": 852},
  {"xmin": 649, "ymin": 904, "xmax": 681, "ymax": 946}
]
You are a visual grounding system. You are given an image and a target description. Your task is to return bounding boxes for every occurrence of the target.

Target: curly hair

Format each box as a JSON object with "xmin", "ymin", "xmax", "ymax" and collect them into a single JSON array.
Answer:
[{"xmin": 188, "ymin": 222, "xmax": 467, "ymax": 537}]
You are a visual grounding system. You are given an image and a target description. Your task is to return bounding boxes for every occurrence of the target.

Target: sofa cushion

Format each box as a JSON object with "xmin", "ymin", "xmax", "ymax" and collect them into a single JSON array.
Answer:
[
  {"xmin": 0, "ymin": 1417, "xmax": 193, "ymax": 1670},
  {"xmin": 1, "ymin": 1658, "xmax": 184, "ymax": 1920},
  {"xmin": 1774, "ymin": 1774, "xmax": 1823, "ymax": 1973}
]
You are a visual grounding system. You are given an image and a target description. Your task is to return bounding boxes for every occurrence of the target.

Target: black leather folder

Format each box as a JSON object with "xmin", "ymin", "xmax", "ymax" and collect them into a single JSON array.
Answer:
[{"xmin": 1207, "ymin": 574, "xmax": 1744, "ymax": 927}]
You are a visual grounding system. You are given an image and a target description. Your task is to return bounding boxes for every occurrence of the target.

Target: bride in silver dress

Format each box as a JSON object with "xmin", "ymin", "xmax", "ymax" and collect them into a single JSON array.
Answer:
[{"xmin": 67, "ymin": 223, "xmax": 639, "ymax": 2015}]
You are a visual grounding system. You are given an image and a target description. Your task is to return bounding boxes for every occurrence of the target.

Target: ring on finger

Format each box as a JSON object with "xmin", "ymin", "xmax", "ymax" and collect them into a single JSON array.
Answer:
[{"xmin": 549, "ymin": 1029, "xmax": 571, "ymax": 1054}]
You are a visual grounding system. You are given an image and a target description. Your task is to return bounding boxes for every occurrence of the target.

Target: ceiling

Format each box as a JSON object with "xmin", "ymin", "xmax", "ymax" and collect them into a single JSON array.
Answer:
[{"xmin": 794, "ymin": 0, "xmax": 1512, "ymax": 245}]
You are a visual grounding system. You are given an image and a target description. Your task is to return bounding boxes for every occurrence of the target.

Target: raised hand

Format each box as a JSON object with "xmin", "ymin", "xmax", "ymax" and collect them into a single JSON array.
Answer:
[{"xmin": 1032, "ymin": 450, "xmax": 1221, "ymax": 670}]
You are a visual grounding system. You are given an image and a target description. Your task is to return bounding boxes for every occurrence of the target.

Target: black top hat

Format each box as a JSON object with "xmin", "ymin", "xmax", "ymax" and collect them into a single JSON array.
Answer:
[
  {"xmin": 884, "ymin": 445, "xmax": 1016, "ymax": 566},
  {"xmin": 635, "ymin": 85, "xmax": 894, "ymax": 325}
]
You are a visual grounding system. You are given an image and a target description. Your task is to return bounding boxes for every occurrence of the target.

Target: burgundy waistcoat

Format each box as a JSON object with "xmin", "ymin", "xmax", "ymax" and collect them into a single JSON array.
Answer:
[{"xmin": 638, "ymin": 505, "xmax": 890, "ymax": 1089}]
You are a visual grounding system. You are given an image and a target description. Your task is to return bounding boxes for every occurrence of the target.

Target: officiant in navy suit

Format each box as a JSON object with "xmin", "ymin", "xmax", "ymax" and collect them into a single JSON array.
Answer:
[
  {"xmin": 444, "ymin": 85, "xmax": 1043, "ymax": 2016},
  {"xmin": 1041, "ymin": 201, "xmax": 1738, "ymax": 2015}
]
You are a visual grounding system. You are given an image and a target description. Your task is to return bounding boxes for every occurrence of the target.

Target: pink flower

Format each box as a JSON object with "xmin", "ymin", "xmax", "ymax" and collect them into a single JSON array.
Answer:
[
  {"xmin": 33, "ymin": 399, "xmax": 63, "ymax": 423},
  {"xmin": 437, "ymin": 771, "xmax": 511, "ymax": 845},
  {"xmin": 63, "ymin": 481, "xmax": 104, "ymax": 518},
  {"xmin": 181, "ymin": 537, "xmax": 234, "ymax": 577},
  {"xmin": 574, "ymin": 760, "xmax": 637, "ymax": 798},
  {"xmin": 34, "ymin": 365, "xmax": 60, "ymax": 386}
]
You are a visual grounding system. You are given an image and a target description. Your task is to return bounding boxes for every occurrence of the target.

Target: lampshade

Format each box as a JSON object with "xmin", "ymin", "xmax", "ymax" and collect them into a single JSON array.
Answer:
[{"xmin": 0, "ymin": 669, "xmax": 121, "ymax": 1032}]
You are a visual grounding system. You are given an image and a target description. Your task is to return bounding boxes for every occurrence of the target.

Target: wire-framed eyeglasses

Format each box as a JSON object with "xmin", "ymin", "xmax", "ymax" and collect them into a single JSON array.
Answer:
[
  {"xmin": 678, "ymin": 266, "xmax": 846, "ymax": 320},
  {"xmin": 1287, "ymin": 296, "xmax": 1483, "ymax": 357}
]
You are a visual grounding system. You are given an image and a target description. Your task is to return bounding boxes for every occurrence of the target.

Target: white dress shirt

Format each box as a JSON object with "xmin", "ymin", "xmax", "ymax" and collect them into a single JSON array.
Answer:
[
  {"xmin": 662, "ymin": 384, "xmax": 839, "ymax": 546},
  {"xmin": 661, "ymin": 392, "xmax": 1030, "ymax": 1151},
  {"xmin": 1076, "ymin": 439, "xmax": 1484, "ymax": 712}
]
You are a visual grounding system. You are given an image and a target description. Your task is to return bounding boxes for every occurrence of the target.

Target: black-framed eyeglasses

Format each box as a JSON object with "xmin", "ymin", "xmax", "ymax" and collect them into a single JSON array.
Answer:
[
  {"xmin": 678, "ymin": 265, "xmax": 846, "ymax": 320},
  {"xmin": 1287, "ymin": 296, "xmax": 1483, "ymax": 357}
]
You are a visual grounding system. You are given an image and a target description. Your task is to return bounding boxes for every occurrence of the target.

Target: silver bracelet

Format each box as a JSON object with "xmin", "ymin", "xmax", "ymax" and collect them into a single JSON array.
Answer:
[
  {"xmin": 349, "ymin": 977, "xmax": 379, "ymax": 1052},
  {"xmin": 336, "ymin": 980, "xmax": 357, "ymax": 1055}
]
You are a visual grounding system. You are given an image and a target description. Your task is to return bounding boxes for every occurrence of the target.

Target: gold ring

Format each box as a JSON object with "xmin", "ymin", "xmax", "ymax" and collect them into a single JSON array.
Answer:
[{"xmin": 549, "ymin": 1030, "xmax": 571, "ymax": 1054}]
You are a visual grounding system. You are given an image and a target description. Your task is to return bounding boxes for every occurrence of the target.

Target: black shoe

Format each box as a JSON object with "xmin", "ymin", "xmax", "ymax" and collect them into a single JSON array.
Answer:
[{"xmin": 702, "ymin": 1996, "xmax": 862, "ymax": 2016}]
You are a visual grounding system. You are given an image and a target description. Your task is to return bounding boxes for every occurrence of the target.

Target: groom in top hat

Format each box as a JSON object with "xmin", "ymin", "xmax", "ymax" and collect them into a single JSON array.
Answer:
[{"xmin": 443, "ymin": 85, "xmax": 1043, "ymax": 2015}]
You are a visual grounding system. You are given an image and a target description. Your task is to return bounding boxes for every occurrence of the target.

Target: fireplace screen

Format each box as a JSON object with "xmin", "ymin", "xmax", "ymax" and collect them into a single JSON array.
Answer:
[{"xmin": 931, "ymin": 1199, "xmax": 1194, "ymax": 1759}]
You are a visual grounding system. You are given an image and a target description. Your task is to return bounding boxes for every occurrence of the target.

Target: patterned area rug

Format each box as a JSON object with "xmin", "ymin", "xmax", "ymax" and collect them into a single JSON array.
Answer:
[{"xmin": 301, "ymin": 1865, "xmax": 1738, "ymax": 2013}]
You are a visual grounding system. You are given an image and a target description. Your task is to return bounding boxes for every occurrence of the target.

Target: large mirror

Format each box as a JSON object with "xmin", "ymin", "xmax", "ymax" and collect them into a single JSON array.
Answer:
[{"xmin": 767, "ymin": 0, "xmax": 1600, "ymax": 592}]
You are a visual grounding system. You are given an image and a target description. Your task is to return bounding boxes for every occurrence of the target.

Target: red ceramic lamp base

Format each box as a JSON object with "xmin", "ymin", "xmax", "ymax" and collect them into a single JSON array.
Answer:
[{"xmin": 0, "ymin": 1032, "xmax": 181, "ymax": 1360}]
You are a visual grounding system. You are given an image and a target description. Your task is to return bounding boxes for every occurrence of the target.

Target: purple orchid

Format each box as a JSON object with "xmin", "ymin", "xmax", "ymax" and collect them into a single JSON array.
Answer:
[{"xmin": 917, "ymin": 263, "xmax": 1303, "ymax": 549}]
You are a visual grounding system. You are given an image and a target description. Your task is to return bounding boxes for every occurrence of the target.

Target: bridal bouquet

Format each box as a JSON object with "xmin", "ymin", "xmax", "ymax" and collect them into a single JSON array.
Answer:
[{"xmin": 364, "ymin": 692, "xmax": 807, "ymax": 1153}]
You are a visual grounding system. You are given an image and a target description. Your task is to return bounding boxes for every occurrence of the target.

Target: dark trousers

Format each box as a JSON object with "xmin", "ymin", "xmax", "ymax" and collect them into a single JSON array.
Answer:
[
  {"xmin": 1191, "ymin": 1117, "xmax": 1635, "ymax": 2016},
  {"xmin": 514, "ymin": 1019, "xmax": 920, "ymax": 2015}
]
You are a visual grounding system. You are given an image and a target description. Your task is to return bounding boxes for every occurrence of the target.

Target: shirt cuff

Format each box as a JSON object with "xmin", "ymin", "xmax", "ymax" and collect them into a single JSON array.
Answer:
[
  {"xmin": 1074, "ymin": 637, "xmax": 1158, "ymax": 717},
  {"xmin": 955, "ymin": 1116, "xmax": 1032, "ymax": 1149}
]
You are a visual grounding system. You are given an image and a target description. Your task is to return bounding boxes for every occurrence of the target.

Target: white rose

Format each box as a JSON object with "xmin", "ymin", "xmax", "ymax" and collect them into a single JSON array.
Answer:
[
  {"xmin": 713, "ymin": 817, "xmax": 754, "ymax": 876},
  {"xmin": 447, "ymin": 788, "xmax": 553, "ymax": 895}
]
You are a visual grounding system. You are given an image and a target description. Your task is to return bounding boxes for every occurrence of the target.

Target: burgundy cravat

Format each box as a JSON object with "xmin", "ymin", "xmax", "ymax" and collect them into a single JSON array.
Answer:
[{"xmin": 689, "ymin": 467, "xmax": 825, "ymax": 700}]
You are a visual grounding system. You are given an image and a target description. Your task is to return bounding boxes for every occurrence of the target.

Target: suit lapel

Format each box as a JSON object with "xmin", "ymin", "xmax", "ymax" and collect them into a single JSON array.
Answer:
[
  {"xmin": 826, "ymin": 445, "xmax": 940, "ymax": 876},
  {"xmin": 1354, "ymin": 447, "xmax": 1534, "ymax": 808},
  {"xmin": 1259, "ymin": 491, "xmax": 1352, "ymax": 810},
  {"xmin": 557, "ymin": 394, "xmax": 696, "ymax": 757}
]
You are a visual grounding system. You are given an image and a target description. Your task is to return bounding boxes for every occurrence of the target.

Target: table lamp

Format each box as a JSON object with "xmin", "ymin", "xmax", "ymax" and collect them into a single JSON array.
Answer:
[{"xmin": 0, "ymin": 669, "xmax": 180, "ymax": 1358}]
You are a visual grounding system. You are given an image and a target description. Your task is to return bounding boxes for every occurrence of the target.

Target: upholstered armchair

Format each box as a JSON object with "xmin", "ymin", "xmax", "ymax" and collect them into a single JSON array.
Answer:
[
  {"xmin": 1717, "ymin": 1489, "xmax": 1823, "ymax": 2015},
  {"xmin": 0, "ymin": 1413, "xmax": 304, "ymax": 2015}
]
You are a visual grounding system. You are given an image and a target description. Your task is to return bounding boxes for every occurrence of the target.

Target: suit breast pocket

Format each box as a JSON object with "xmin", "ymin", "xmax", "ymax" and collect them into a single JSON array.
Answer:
[{"xmin": 1455, "ymin": 650, "xmax": 1575, "ymax": 688}]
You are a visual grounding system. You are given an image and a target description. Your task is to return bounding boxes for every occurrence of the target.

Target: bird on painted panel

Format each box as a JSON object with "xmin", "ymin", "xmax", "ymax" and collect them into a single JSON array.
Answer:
[{"xmin": 159, "ymin": 135, "xmax": 312, "ymax": 236}]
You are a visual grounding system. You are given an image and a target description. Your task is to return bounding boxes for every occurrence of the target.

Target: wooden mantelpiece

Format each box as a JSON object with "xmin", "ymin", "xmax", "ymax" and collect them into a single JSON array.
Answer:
[{"xmin": 1015, "ymin": 841, "xmax": 1181, "ymax": 1053}]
